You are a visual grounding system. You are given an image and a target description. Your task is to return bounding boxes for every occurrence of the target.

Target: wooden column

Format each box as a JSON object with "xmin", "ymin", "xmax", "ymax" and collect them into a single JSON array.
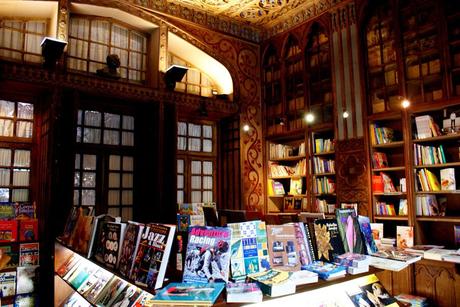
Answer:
[{"xmin": 57, "ymin": 0, "xmax": 69, "ymax": 41}]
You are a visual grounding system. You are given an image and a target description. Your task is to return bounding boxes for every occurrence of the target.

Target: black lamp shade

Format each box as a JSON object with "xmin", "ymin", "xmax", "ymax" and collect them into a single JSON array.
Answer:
[{"xmin": 40, "ymin": 37, "xmax": 67, "ymax": 68}]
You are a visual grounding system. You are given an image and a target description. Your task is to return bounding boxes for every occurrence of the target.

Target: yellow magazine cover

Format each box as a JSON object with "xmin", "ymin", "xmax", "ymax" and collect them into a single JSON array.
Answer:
[{"xmin": 345, "ymin": 274, "xmax": 398, "ymax": 307}]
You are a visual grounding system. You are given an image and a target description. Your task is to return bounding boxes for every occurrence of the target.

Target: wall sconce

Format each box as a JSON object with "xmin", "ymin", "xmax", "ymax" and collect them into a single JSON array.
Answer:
[
  {"xmin": 164, "ymin": 65, "xmax": 188, "ymax": 90},
  {"xmin": 242, "ymin": 124, "xmax": 250, "ymax": 133},
  {"xmin": 342, "ymin": 110, "xmax": 349, "ymax": 119},
  {"xmin": 401, "ymin": 98, "xmax": 411, "ymax": 108},
  {"xmin": 276, "ymin": 117, "xmax": 287, "ymax": 126},
  {"xmin": 304, "ymin": 112, "xmax": 314, "ymax": 123},
  {"xmin": 40, "ymin": 37, "xmax": 67, "ymax": 69}
]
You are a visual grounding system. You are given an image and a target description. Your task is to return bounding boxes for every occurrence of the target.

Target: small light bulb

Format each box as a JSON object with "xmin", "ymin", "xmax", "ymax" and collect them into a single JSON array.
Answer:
[
  {"xmin": 343, "ymin": 111, "xmax": 349, "ymax": 119},
  {"xmin": 304, "ymin": 113, "xmax": 314, "ymax": 123},
  {"xmin": 242, "ymin": 124, "xmax": 250, "ymax": 132},
  {"xmin": 401, "ymin": 98, "xmax": 410, "ymax": 108}
]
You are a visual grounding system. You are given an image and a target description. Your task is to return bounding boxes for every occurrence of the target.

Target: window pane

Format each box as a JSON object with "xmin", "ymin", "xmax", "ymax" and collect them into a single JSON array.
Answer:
[
  {"xmin": 76, "ymin": 127, "xmax": 82, "ymax": 142},
  {"xmin": 83, "ymin": 128, "xmax": 101, "ymax": 143},
  {"xmin": 122, "ymin": 116, "xmax": 134, "ymax": 130},
  {"xmin": 203, "ymin": 125, "xmax": 212, "ymax": 138},
  {"xmin": 191, "ymin": 161, "xmax": 202, "ymax": 174},
  {"xmin": 75, "ymin": 154, "xmax": 81, "ymax": 169},
  {"xmin": 177, "ymin": 137, "xmax": 187, "ymax": 151},
  {"xmin": 81, "ymin": 189, "xmax": 96, "ymax": 206},
  {"xmin": 177, "ymin": 159, "xmax": 184, "ymax": 173},
  {"xmin": 123, "ymin": 157, "xmax": 133, "ymax": 171},
  {"xmin": 188, "ymin": 138, "xmax": 201, "ymax": 151},
  {"xmin": 191, "ymin": 176, "xmax": 201, "ymax": 189},
  {"xmin": 188, "ymin": 123, "xmax": 201, "ymax": 137},
  {"xmin": 104, "ymin": 130, "xmax": 120, "ymax": 145},
  {"xmin": 203, "ymin": 139, "xmax": 212, "ymax": 152},
  {"xmin": 104, "ymin": 113, "xmax": 120, "ymax": 128},
  {"xmin": 0, "ymin": 169, "xmax": 10, "ymax": 185},
  {"xmin": 0, "ymin": 188, "xmax": 9, "ymax": 202},
  {"xmin": 203, "ymin": 191, "xmax": 213, "ymax": 202},
  {"xmin": 108, "ymin": 190, "xmax": 119, "ymax": 205},
  {"xmin": 191, "ymin": 191, "xmax": 201, "ymax": 203},
  {"xmin": 14, "ymin": 150, "xmax": 30, "ymax": 167},
  {"xmin": 111, "ymin": 24, "xmax": 129, "ymax": 49},
  {"xmin": 13, "ymin": 169, "xmax": 29, "ymax": 186},
  {"xmin": 109, "ymin": 173, "xmax": 120, "ymax": 188},
  {"xmin": 108, "ymin": 207, "xmax": 119, "ymax": 217},
  {"xmin": 0, "ymin": 100, "xmax": 14, "ymax": 117},
  {"xmin": 70, "ymin": 18, "xmax": 90, "ymax": 40},
  {"xmin": 203, "ymin": 161, "xmax": 213, "ymax": 175},
  {"xmin": 0, "ymin": 119, "xmax": 14, "ymax": 137},
  {"xmin": 109, "ymin": 155, "xmax": 121, "ymax": 170},
  {"xmin": 122, "ymin": 208, "xmax": 132, "ymax": 221},
  {"xmin": 0, "ymin": 149, "xmax": 11, "ymax": 166},
  {"xmin": 84, "ymin": 111, "xmax": 101, "ymax": 126},
  {"xmin": 17, "ymin": 103, "xmax": 33, "ymax": 119},
  {"xmin": 12, "ymin": 189, "xmax": 28, "ymax": 202},
  {"xmin": 122, "ymin": 174, "xmax": 133, "ymax": 188},
  {"xmin": 82, "ymin": 172, "xmax": 96, "ymax": 187},
  {"xmin": 178, "ymin": 122, "xmax": 187, "ymax": 135},
  {"xmin": 122, "ymin": 190, "xmax": 133, "ymax": 205},
  {"xmin": 90, "ymin": 20, "xmax": 110, "ymax": 43},
  {"xmin": 177, "ymin": 191, "xmax": 184, "ymax": 204},
  {"xmin": 177, "ymin": 175, "xmax": 184, "ymax": 189},
  {"xmin": 74, "ymin": 172, "xmax": 80, "ymax": 187},
  {"xmin": 77, "ymin": 110, "xmax": 83, "ymax": 125},
  {"xmin": 203, "ymin": 176, "xmax": 213, "ymax": 189},
  {"xmin": 73, "ymin": 190, "xmax": 79, "ymax": 205},
  {"xmin": 83, "ymin": 155, "xmax": 96, "ymax": 170},
  {"xmin": 121, "ymin": 132, "xmax": 134, "ymax": 146},
  {"xmin": 16, "ymin": 121, "xmax": 33, "ymax": 138}
]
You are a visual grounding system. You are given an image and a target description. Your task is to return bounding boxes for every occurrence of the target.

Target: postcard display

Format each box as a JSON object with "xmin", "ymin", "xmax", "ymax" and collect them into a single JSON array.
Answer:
[{"xmin": 0, "ymin": 202, "xmax": 39, "ymax": 306}]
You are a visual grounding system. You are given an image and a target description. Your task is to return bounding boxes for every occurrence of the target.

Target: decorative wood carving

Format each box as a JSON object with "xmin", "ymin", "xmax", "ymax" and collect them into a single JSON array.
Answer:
[
  {"xmin": 159, "ymin": 22, "xmax": 168, "ymax": 72},
  {"xmin": 336, "ymin": 138, "xmax": 369, "ymax": 216},
  {"xmin": 57, "ymin": 0, "xmax": 69, "ymax": 41}
]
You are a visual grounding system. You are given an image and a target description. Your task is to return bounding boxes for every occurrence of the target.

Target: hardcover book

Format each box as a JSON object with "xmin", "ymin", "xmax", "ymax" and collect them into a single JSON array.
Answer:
[
  {"xmin": 303, "ymin": 222, "xmax": 317, "ymax": 262},
  {"xmin": 108, "ymin": 283, "xmax": 140, "ymax": 307},
  {"xmin": 396, "ymin": 226, "xmax": 414, "ymax": 248},
  {"xmin": 19, "ymin": 243, "xmax": 39, "ymax": 266},
  {"xmin": 248, "ymin": 269, "xmax": 295, "ymax": 297},
  {"xmin": 131, "ymin": 223, "xmax": 176, "ymax": 289},
  {"xmin": 77, "ymin": 268, "xmax": 113, "ymax": 304},
  {"xmin": 336, "ymin": 209, "xmax": 365, "ymax": 254},
  {"xmin": 56, "ymin": 253, "xmax": 81, "ymax": 278},
  {"xmin": 226, "ymin": 282, "xmax": 263, "ymax": 303},
  {"xmin": 370, "ymin": 223, "xmax": 384, "ymax": 248},
  {"xmin": 266, "ymin": 224, "xmax": 301, "ymax": 271},
  {"xmin": 151, "ymin": 282, "xmax": 225, "ymax": 306},
  {"xmin": 335, "ymin": 252, "xmax": 371, "ymax": 268},
  {"xmin": 358, "ymin": 216, "xmax": 378, "ymax": 254},
  {"xmin": 16, "ymin": 265, "xmax": 38, "ymax": 295},
  {"xmin": 183, "ymin": 226, "xmax": 231, "ymax": 283},
  {"xmin": 293, "ymin": 222, "xmax": 314, "ymax": 267},
  {"xmin": 228, "ymin": 220, "xmax": 270, "ymax": 281},
  {"xmin": 313, "ymin": 218, "xmax": 345, "ymax": 262},
  {"xmin": 14, "ymin": 203, "xmax": 36, "ymax": 220},
  {"xmin": 303, "ymin": 261, "xmax": 347, "ymax": 280},
  {"xmin": 118, "ymin": 221, "xmax": 144, "ymax": 279},
  {"xmin": 19, "ymin": 219, "xmax": 38, "ymax": 241},
  {"xmin": 101, "ymin": 222, "xmax": 126, "ymax": 270},
  {"xmin": 90, "ymin": 214, "xmax": 121, "ymax": 261},
  {"xmin": 0, "ymin": 270, "xmax": 16, "ymax": 297}
]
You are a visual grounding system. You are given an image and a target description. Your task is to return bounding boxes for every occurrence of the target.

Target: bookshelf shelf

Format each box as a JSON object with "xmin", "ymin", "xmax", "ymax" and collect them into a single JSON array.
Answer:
[
  {"xmin": 374, "ymin": 215, "xmax": 408, "ymax": 221},
  {"xmin": 412, "ymin": 133, "xmax": 460, "ymax": 143},
  {"xmin": 372, "ymin": 167, "xmax": 405, "ymax": 172},
  {"xmin": 414, "ymin": 162, "xmax": 460, "ymax": 169},
  {"xmin": 268, "ymin": 195, "xmax": 285, "ymax": 198},
  {"xmin": 415, "ymin": 190, "xmax": 460, "ymax": 195},
  {"xmin": 416, "ymin": 216, "xmax": 460, "ymax": 223},
  {"xmin": 269, "ymin": 155, "xmax": 306, "ymax": 162},
  {"xmin": 373, "ymin": 192, "xmax": 406, "ymax": 196},
  {"xmin": 313, "ymin": 172, "xmax": 336, "ymax": 176},
  {"xmin": 313, "ymin": 151, "xmax": 335, "ymax": 156},
  {"xmin": 314, "ymin": 193, "xmax": 336, "ymax": 197},
  {"xmin": 269, "ymin": 175, "xmax": 306, "ymax": 180},
  {"xmin": 371, "ymin": 141, "xmax": 404, "ymax": 149}
]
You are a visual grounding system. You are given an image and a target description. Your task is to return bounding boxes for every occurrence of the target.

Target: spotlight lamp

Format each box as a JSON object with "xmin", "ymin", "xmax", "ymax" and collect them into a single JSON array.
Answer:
[
  {"xmin": 304, "ymin": 113, "xmax": 314, "ymax": 123},
  {"xmin": 40, "ymin": 37, "xmax": 67, "ymax": 69},
  {"xmin": 242, "ymin": 124, "xmax": 250, "ymax": 132},
  {"xmin": 401, "ymin": 98, "xmax": 411, "ymax": 109},
  {"xmin": 342, "ymin": 111, "xmax": 349, "ymax": 119}
]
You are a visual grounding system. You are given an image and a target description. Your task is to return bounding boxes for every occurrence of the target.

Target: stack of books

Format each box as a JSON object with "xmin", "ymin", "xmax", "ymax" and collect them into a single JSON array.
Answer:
[{"xmin": 334, "ymin": 253, "xmax": 370, "ymax": 275}]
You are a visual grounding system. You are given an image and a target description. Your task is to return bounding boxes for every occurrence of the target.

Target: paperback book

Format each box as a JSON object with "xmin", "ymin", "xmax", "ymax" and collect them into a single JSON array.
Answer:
[
  {"xmin": 266, "ymin": 224, "xmax": 301, "ymax": 271},
  {"xmin": 131, "ymin": 223, "xmax": 176, "ymax": 290},
  {"xmin": 68, "ymin": 213, "xmax": 94, "ymax": 255},
  {"xmin": 67, "ymin": 260, "xmax": 99, "ymax": 290},
  {"xmin": 335, "ymin": 253, "xmax": 371, "ymax": 268},
  {"xmin": 101, "ymin": 221, "xmax": 126, "ymax": 270},
  {"xmin": 90, "ymin": 214, "xmax": 121, "ymax": 261},
  {"xmin": 226, "ymin": 282, "xmax": 263, "ymax": 303},
  {"xmin": 0, "ymin": 220, "xmax": 18, "ymax": 242},
  {"xmin": 14, "ymin": 293, "xmax": 36, "ymax": 307},
  {"xmin": 183, "ymin": 226, "xmax": 231, "ymax": 283},
  {"xmin": 293, "ymin": 222, "xmax": 314, "ymax": 267},
  {"xmin": 19, "ymin": 219, "xmax": 38, "ymax": 242},
  {"xmin": 228, "ymin": 220, "xmax": 270, "ymax": 281},
  {"xmin": 248, "ymin": 269, "xmax": 295, "ymax": 297},
  {"xmin": 303, "ymin": 261, "xmax": 347, "ymax": 280},
  {"xmin": 370, "ymin": 223, "xmax": 384, "ymax": 248},
  {"xmin": 60, "ymin": 292, "xmax": 92, "ymax": 307},
  {"xmin": 336, "ymin": 209, "xmax": 365, "ymax": 254},
  {"xmin": 118, "ymin": 221, "xmax": 144, "ymax": 279},
  {"xmin": 151, "ymin": 282, "xmax": 225, "ymax": 306},
  {"xmin": 0, "ymin": 270, "xmax": 16, "ymax": 297},
  {"xmin": 77, "ymin": 268, "xmax": 113, "ymax": 304},
  {"xmin": 16, "ymin": 265, "xmax": 38, "ymax": 295},
  {"xmin": 358, "ymin": 216, "xmax": 378, "ymax": 254},
  {"xmin": 0, "ymin": 245, "xmax": 19, "ymax": 270},
  {"xmin": 14, "ymin": 203, "xmax": 36, "ymax": 220},
  {"xmin": 313, "ymin": 218, "xmax": 345, "ymax": 262},
  {"xmin": 94, "ymin": 276, "xmax": 128, "ymax": 307},
  {"xmin": 107, "ymin": 283, "xmax": 140, "ymax": 307},
  {"xmin": 396, "ymin": 226, "xmax": 414, "ymax": 249},
  {"xmin": 0, "ymin": 203, "xmax": 15, "ymax": 220},
  {"xmin": 345, "ymin": 274, "xmax": 398, "ymax": 307}
]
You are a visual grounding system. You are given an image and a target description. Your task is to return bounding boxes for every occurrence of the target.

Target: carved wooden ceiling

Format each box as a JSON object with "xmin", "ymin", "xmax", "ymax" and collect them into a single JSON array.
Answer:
[{"xmin": 130, "ymin": 0, "xmax": 342, "ymax": 42}]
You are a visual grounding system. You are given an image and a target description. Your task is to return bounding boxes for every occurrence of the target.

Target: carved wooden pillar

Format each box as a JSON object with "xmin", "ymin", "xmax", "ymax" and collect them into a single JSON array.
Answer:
[
  {"xmin": 159, "ymin": 22, "xmax": 168, "ymax": 72},
  {"xmin": 57, "ymin": 0, "xmax": 69, "ymax": 41}
]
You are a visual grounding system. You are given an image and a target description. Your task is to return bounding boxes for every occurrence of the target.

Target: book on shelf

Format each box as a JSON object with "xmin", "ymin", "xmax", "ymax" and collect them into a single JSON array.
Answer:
[
  {"xmin": 0, "ymin": 270, "xmax": 16, "ymax": 297},
  {"xmin": 269, "ymin": 142, "xmax": 305, "ymax": 159},
  {"xmin": 68, "ymin": 211, "xmax": 94, "ymax": 255},
  {"xmin": 441, "ymin": 251, "xmax": 460, "ymax": 264},
  {"xmin": 396, "ymin": 226, "xmax": 414, "ymax": 249},
  {"xmin": 336, "ymin": 209, "xmax": 366, "ymax": 254},
  {"xmin": 303, "ymin": 261, "xmax": 346, "ymax": 280},
  {"xmin": 370, "ymin": 124, "xmax": 395, "ymax": 145},
  {"xmin": 57, "ymin": 253, "xmax": 81, "ymax": 279},
  {"xmin": 415, "ymin": 195, "xmax": 446, "ymax": 216},
  {"xmin": 182, "ymin": 226, "xmax": 231, "ymax": 283},
  {"xmin": 417, "ymin": 168, "xmax": 441, "ymax": 191},
  {"xmin": 372, "ymin": 152, "xmax": 389, "ymax": 168},
  {"xmin": 118, "ymin": 221, "xmax": 144, "ymax": 279},
  {"xmin": 248, "ymin": 269, "xmax": 295, "ymax": 297},
  {"xmin": 227, "ymin": 220, "xmax": 270, "ymax": 282},
  {"xmin": 302, "ymin": 222, "xmax": 318, "ymax": 262},
  {"xmin": 266, "ymin": 224, "xmax": 301, "ymax": 271},
  {"xmin": 0, "ymin": 220, "xmax": 18, "ymax": 242},
  {"xmin": 413, "ymin": 144, "xmax": 446, "ymax": 165},
  {"xmin": 19, "ymin": 219, "xmax": 38, "ymax": 242},
  {"xmin": 313, "ymin": 218, "xmax": 345, "ymax": 262},
  {"xmin": 89, "ymin": 214, "xmax": 121, "ymax": 260},
  {"xmin": 0, "ymin": 203, "xmax": 15, "ymax": 220},
  {"xmin": 314, "ymin": 177, "xmax": 336, "ymax": 194},
  {"xmin": 289, "ymin": 178, "xmax": 303, "ymax": 195},
  {"xmin": 100, "ymin": 221, "xmax": 126, "ymax": 270},
  {"xmin": 440, "ymin": 168, "xmax": 456, "ymax": 191},
  {"xmin": 77, "ymin": 267, "xmax": 114, "ymax": 304},
  {"xmin": 370, "ymin": 223, "xmax": 383, "ymax": 249},
  {"xmin": 94, "ymin": 276, "xmax": 128, "ymax": 307},
  {"xmin": 290, "ymin": 269, "xmax": 318, "ymax": 285},
  {"xmin": 358, "ymin": 216, "xmax": 378, "ymax": 255},
  {"xmin": 226, "ymin": 282, "xmax": 263, "ymax": 304},
  {"xmin": 375, "ymin": 202, "xmax": 396, "ymax": 216},
  {"xmin": 315, "ymin": 199, "xmax": 335, "ymax": 214},
  {"xmin": 313, "ymin": 157, "xmax": 335, "ymax": 174},
  {"xmin": 372, "ymin": 175, "xmax": 384, "ymax": 193},
  {"xmin": 371, "ymin": 249, "xmax": 421, "ymax": 265},
  {"xmin": 106, "ymin": 283, "xmax": 140, "ymax": 307},
  {"xmin": 292, "ymin": 222, "xmax": 315, "ymax": 268},
  {"xmin": 178, "ymin": 203, "xmax": 205, "ymax": 215},
  {"xmin": 0, "ymin": 245, "xmax": 18, "ymax": 270},
  {"xmin": 131, "ymin": 223, "xmax": 176, "ymax": 290},
  {"xmin": 415, "ymin": 115, "xmax": 441, "ymax": 139},
  {"xmin": 341, "ymin": 203, "xmax": 358, "ymax": 215},
  {"xmin": 67, "ymin": 259, "xmax": 99, "ymax": 290},
  {"xmin": 315, "ymin": 138, "xmax": 334, "ymax": 153},
  {"xmin": 423, "ymin": 248, "xmax": 458, "ymax": 261},
  {"xmin": 398, "ymin": 199, "xmax": 408, "ymax": 215},
  {"xmin": 380, "ymin": 172, "xmax": 397, "ymax": 193},
  {"xmin": 399, "ymin": 178, "xmax": 406, "ymax": 193},
  {"xmin": 268, "ymin": 179, "xmax": 285, "ymax": 196},
  {"xmin": 61, "ymin": 292, "xmax": 92, "ymax": 307},
  {"xmin": 347, "ymin": 265, "xmax": 369, "ymax": 275},
  {"xmin": 15, "ymin": 202, "xmax": 36, "ymax": 220}
]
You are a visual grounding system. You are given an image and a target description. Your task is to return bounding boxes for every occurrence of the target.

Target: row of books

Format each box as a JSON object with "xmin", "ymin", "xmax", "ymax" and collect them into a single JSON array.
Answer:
[
  {"xmin": 417, "ymin": 168, "xmax": 456, "ymax": 191},
  {"xmin": 268, "ymin": 160, "xmax": 306, "ymax": 177},
  {"xmin": 0, "ymin": 219, "xmax": 38, "ymax": 242},
  {"xmin": 369, "ymin": 124, "xmax": 394, "ymax": 145},
  {"xmin": 315, "ymin": 199, "xmax": 335, "ymax": 214},
  {"xmin": 269, "ymin": 142, "xmax": 305, "ymax": 160},
  {"xmin": 0, "ymin": 266, "xmax": 38, "ymax": 304},
  {"xmin": 313, "ymin": 157, "xmax": 335, "ymax": 174},
  {"xmin": 415, "ymin": 195, "xmax": 446, "ymax": 216},
  {"xmin": 413, "ymin": 144, "xmax": 446, "ymax": 165},
  {"xmin": 267, "ymin": 178, "xmax": 304, "ymax": 196},
  {"xmin": 314, "ymin": 177, "xmax": 335, "ymax": 194},
  {"xmin": 314, "ymin": 138, "xmax": 334, "ymax": 153},
  {"xmin": 372, "ymin": 173, "xmax": 397, "ymax": 193},
  {"xmin": 415, "ymin": 115, "xmax": 441, "ymax": 139},
  {"xmin": 375, "ymin": 200, "xmax": 407, "ymax": 216}
]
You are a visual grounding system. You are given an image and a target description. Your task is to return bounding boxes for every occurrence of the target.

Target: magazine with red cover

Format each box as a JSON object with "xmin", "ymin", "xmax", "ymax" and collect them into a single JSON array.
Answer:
[
  {"xmin": 183, "ymin": 226, "xmax": 231, "ymax": 284},
  {"xmin": 0, "ymin": 220, "xmax": 18, "ymax": 242},
  {"xmin": 19, "ymin": 219, "xmax": 38, "ymax": 242},
  {"xmin": 19, "ymin": 243, "xmax": 39, "ymax": 266},
  {"xmin": 131, "ymin": 223, "xmax": 176, "ymax": 290}
]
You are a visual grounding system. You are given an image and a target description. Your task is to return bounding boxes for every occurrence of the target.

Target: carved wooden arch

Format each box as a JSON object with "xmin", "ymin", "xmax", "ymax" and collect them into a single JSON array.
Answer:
[
  {"xmin": 301, "ymin": 14, "xmax": 332, "ymax": 49},
  {"xmin": 281, "ymin": 33, "xmax": 302, "ymax": 60},
  {"xmin": 261, "ymin": 43, "xmax": 279, "ymax": 67}
]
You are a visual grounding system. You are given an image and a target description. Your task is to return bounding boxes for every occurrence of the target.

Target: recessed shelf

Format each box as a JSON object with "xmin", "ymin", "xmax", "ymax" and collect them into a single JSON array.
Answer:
[
  {"xmin": 374, "ymin": 215, "xmax": 408, "ymax": 221},
  {"xmin": 414, "ymin": 162, "xmax": 460, "ymax": 168},
  {"xmin": 269, "ymin": 155, "xmax": 306, "ymax": 162},
  {"xmin": 371, "ymin": 141, "xmax": 404, "ymax": 149},
  {"xmin": 313, "ymin": 151, "xmax": 335, "ymax": 156},
  {"xmin": 416, "ymin": 216, "xmax": 460, "ymax": 223},
  {"xmin": 313, "ymin": 172, "xmax": 335, "ymax": 176},
  {"xmin": 412, "ymin": 133, "xmax": 460, "ymax": 143},
  {"xmin": 372, "ymin": 167, "xmax": 405, "ymax": 172},
  {"xmin": 415, "ymin": 190, "xmax": 460, "ymax": 195}
]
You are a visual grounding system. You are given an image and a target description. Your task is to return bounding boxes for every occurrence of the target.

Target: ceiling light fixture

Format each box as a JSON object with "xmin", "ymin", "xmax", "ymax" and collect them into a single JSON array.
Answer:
[
  {"xmin": 343, "ymin": 111, "xmax": 349, "ymax": 119},
  {"xmin": 304, "ymin": 113, "xmax": 314, "ymax": 123},
  {"xmin": 401, "ymin": 98, "xmax": 410, "ymax": 108},
  {"xmin": 242, "ymin": 124, "xmax": 250, "ymax": 132}
]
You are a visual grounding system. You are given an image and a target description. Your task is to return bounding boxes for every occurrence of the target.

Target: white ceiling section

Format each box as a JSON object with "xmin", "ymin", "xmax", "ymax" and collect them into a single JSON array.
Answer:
[{"xmin": 168, "ymin": 32, "xmax": 234, "ymax": 95}]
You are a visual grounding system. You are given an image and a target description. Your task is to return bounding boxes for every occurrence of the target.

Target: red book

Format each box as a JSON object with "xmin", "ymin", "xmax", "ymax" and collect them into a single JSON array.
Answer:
[
  {"xmin": 0, "ymin": 220, "xmax": 18, "ymax": 242},
  {"xmin": 372, "ymin": 175, "xmax": 384, "ymax": 193},
  {"xmin": 19, "ymin": 219, "xmax": 38, "ymax": 241}
]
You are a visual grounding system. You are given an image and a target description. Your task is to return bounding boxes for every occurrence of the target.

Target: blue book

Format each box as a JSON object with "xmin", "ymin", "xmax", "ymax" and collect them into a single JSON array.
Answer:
[
  {"xmin": 151, "ymin": 282, "xmax": 225, "ymax": 306},
  {"xmin": 304, "ymin": 261, "xmax": 346, "ymax": 280},
  {"xmin": 357, "ymin": 216, "xmax": 378, "ymax": 254}
]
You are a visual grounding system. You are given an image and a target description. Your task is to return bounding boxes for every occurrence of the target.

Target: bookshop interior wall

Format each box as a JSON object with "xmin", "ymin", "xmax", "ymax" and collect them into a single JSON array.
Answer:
[{"xmin": 0, "ymin": 0, "xmax": 460, "ymax": 306}]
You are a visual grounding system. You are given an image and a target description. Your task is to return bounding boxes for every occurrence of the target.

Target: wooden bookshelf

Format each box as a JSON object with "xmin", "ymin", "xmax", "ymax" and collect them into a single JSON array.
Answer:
[
  {"xmin": 374, "ymin": 215, "xmax": 409, "ymax": 221},
  {"xmin": 371, "ymin": 141, "xmax": 404, "ymax": 149},
  {"xmin": 269, "ymin": 155, "xmax": 306, "ymax": 162},
  {"xmin": 416, "ymin": 216, "xmax": 460, "ymax": 223},
  {"xmin": 313, "ymin": 151, "xmax": 335, "ymax": 156},
  {"xmin": 372, "ymin": 167, "xmax": 405, "ymax": 172},
  {"xmin": 412, "ymin": 133, "xmax": 460, "ymax": 143}
]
